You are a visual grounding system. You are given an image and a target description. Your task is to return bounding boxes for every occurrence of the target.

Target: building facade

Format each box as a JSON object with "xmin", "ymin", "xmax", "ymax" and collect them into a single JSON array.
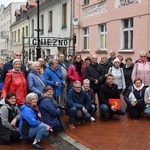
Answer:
[{"xmin": 73, "ymin": 0, "xmax": 150, "ymax": 61}]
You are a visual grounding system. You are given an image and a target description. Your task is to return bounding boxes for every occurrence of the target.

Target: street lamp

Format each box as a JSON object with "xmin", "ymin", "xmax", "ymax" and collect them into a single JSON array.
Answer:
[{"xmin": 35, "ymin": 0, "xmax": 41, "ymax": 60}]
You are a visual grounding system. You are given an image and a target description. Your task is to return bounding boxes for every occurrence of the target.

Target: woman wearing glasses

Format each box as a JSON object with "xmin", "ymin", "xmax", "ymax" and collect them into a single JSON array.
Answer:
[{"xmin": 132, "ymin": 51, "xmax": 150, "ymax": 88}]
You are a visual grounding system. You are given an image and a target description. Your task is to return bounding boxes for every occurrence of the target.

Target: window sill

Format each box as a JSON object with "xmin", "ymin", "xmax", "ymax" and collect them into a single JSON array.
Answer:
[
  {"xmin": 118, "ymin": 49, "xmax": 134, "ymax": 53},
  {"xmin": 77, "ymin": 50, "xmax": 90, "ymax": 54},
  {"xmin": 95, "ymin": 49, "xmax": 108, "ymax": 54}
]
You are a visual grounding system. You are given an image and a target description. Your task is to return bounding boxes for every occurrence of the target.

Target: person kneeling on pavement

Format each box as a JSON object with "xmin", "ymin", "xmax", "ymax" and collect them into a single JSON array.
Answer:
[
  {"xmin": 0, "ymin": 92, "xmax": 21, "ymax": 144},
  {"xmin": 100, "ymin": 74, "xmax": 125, "ymax": 121},
  {"xmin": 66, "ymin": 80, "xmax": 94, "ymax": 129},
  {"xmin": 19, "ymin": 93, "xmax": 53, "ymax": 149},
  {"xmin": 38, "ymin": 86, "xmax": 65, "ymax": 132}
]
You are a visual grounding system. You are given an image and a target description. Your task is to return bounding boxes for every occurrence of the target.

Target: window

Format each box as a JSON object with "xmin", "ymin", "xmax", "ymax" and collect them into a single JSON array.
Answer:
[
  {"xmin": 99, "ymin": 24, "xmax": 107, "ymax": 49},
  {"xmin": 14, "ymin": 31, "xmax": 16, "ymax": 42},
  {"xmin": 122, "ymin": 18, "xmax": 133, "ymax": 50},
  {"xmin": 22, "ymin": 27, "xmax": 24, "ymax": 35},
  {"xmin": 41, "ymin": 14, "xmax": 44, "ymax": 34},
  {"xmin": 62, "ymin": 3, "xmax": 67, "ymax": 28},
  {"xmin": 26, "ymin": 26, "xmax": 28, "ymax": 36},
  {"xmin": 31, "ymin": 19, "xmax": 34, "ymax": 37},
  {"xmin": 18, "ymin": 29, "xmax": 20, "ymax": 41},
  {"xmin": 83, "ymin": 0, "xmax": 89, "ymax": 5},
  {"xmin": 83, "ymin": 28, "xmax": 89, "ymax": 50},
  {"xmin": 49, "ymin": 11, "xmax": 53, "ymax": 32}
]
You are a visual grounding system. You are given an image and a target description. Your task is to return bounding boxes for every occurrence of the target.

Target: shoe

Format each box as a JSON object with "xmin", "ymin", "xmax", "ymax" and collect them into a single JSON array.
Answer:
[
  {"xmin": 101, "ymin": 118, "xmax": 107, "ymax": 122},
  {"xmin": 90, "ymin": 117, "xmax": 95, "ymax": 122},
  {"xmin": 69, "ymin": 124, "xmax": 75, "ymax": 130},
  {"xmin": 32, "ymin": 143, "xmax": 44, "ymax": 149},
  {"xmin": 74, "ymin": 120, "xmax": 81, "ymax": 125}
]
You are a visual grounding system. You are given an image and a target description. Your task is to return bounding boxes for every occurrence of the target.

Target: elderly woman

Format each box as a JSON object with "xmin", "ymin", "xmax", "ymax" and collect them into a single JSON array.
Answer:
[
  {"xmin": 132, "ymin": 51, "xmax": 150, "ymax": 87},
  {"xmin": 19, "ymin": 93, "xmax": 52, "ymax": 149},
  {"xmin": 27, "ymin": 61, "xmax": 46, "ymax": 98},
  {"xmin": 108, "ymin": 57, "xmax": 126, "ymax": 96},
  {"xmin": 124, "ymin": 78, "xmax": 145, "ymax": 119},
  {"xmin": 2, "ymin": 59, "xmax": 27, "ymax": 107},
  {"xmin": 0, "ymin": 92, "xmax": 20, "ymax": 144},
  {"xmin": 38, "ymin": 86, "xmax": 65, "ymax": 132}
]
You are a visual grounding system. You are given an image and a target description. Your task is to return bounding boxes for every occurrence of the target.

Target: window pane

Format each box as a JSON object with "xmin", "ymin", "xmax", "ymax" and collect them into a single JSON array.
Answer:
[
  {"xmin": 124, "ymin": 19, "xmax": 129, "ymax": 28},
  {"xmin": 84, "ymin": 37, "xmax": 87, "ymax": 49},
  {"xmin": 101, "ymin": 35, "xmax": 105, "ymax": 48},
  {"xmin": 130, "ymin": 18, "xmax": 133, "ymax": 27},
  {"xmin": 124, "ymin": 31, "xmax": 128, "ymax": 49},
  {"xmin": 101, "ymin": 25, "xmax": 104, "ymax": 32},
  {"xmin": 130, "ymin": 30, "xmax": 133, "ymax": 49}
]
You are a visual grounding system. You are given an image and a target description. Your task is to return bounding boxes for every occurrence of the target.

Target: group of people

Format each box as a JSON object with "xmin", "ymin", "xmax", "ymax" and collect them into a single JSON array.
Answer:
[{"xmin": 0, "ymin": 50, "xmax": 150, "ymax": 149}]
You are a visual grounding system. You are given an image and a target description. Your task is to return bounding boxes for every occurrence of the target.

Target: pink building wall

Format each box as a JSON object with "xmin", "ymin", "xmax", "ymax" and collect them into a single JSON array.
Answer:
[{"xmin": 73, "ymin": 0, "xmax": 150, "ymax": 62}]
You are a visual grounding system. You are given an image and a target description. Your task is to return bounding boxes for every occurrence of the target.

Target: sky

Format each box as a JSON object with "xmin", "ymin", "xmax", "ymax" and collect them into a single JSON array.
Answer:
[{"xmin": 1, "ymin": 0, "xmax": 26, "ymax": 7}]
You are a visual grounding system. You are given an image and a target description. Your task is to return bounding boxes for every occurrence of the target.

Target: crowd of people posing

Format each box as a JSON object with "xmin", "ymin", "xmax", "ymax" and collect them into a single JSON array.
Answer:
[{"xmin": 0, "ymin": 50, "xmax": 150, "ymax": 149}]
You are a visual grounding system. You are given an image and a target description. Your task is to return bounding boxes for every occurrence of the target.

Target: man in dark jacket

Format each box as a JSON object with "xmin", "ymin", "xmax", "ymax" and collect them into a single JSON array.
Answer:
[
  {"xmin": 100, "ymin": 74, "xmax": 125, "ymax": 121},
  {"xmin": 85, "ymin": 55, "xmax": 104, "ymax": 104},
  {"xmin": 66, "ymin": 80, "xmax": 92, "ymax": 129},
  {"xmin": 1, "ymin": 51, "xmax": 26, "ymax": 81}
]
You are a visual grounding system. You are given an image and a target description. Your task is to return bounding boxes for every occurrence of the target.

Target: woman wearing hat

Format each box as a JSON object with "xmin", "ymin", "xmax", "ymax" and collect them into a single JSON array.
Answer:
[
  {"xmin": 19, "ymin": 93, "xmax": 52, "ymax": 149},
  {"xmin": 38, "ymin": 86, "xmax": 65, "ymax": 132},
  {"xmin": 108, "ymin": 57, "xmax": 126, "ymax": 96},
  {"xmin": 2, "ymin": 59, "xmax": 27, "ymax": 107}
]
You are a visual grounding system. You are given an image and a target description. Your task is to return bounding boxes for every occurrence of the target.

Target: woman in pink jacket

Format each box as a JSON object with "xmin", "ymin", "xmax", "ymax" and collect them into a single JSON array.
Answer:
[{"xmin": 132, "ymin": 52, "xmax": 150, "ymax": 87}]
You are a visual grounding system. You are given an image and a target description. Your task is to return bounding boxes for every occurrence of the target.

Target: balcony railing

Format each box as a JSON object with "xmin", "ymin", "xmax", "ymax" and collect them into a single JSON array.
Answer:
[{"xmin": 1, "ymin": 31, "xmax": 9, "ymax": 39}]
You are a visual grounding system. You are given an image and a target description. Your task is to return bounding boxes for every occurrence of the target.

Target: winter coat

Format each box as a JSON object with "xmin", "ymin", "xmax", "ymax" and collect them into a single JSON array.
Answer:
[
  {"xmin": 0, "ymin": 99, "xmax": 20, "ymax": 144},
  {"xmin": 85, "ymin": 63, "xmax": 104, "ymax": 90},
  {"xmin": 27, "ymin": 70, "xmax": 46, "ymax": 97},
  {"xmin": 108, "ymin": 66, "xmax": 126, "ymax": 90},
  {"xmin": 100, "ymin": 83, "xmax": 120, "ymax": 108},
  {"xmin": 19, "ymin": 104, "xmax": 41, "ymax": 139},
  {"xmin": 44, "ymin": 67, "xmax": 62, "ymax": 97},
  {"xmin": 38, "ymin": 96, "xmax": 61, "ymax": 128},
  {"xmin": 67, "ymin": 64, "xmax": 85, "ymax": 85},
  {"xmin": 66, "ymin": 88, "xmax": 91, "ymax": 111},
  {"xmin": 123, "ymin": 63, "xmax": 134, "ymax": 90},
  {"xmin": 131, "ymin": 62, "xmax": 150, "ymax": 86},
  {"xmin": 1, "ymin": 59, "xmax": 26, "ymax": 82},
  {"xmin": 2, "ymin": 70, "xmax": 27, "ymax": 105},
  {"xmin": 124, "ymin": 84, "xmax": 145, "ymax": 105}
]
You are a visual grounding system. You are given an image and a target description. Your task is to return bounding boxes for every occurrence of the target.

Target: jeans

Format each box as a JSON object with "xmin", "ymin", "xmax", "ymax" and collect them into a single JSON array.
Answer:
[
  {"xmin": 100, "ymin": 104, "xmax": 125, "ymax": 119},
  {"xmin": 28, "ymin": 123, "xmax": 49, "ymax": 141},
  {"xmin": 66, "ymin": 107, "xmax": 91, "ymax": 124},
  {"xmin": 88, "ymin": 104, "xmax": 95, "ymax": 117},
  {"xmin": 145, "ymin": 106, "xmax": 150, "ymax": 116}
]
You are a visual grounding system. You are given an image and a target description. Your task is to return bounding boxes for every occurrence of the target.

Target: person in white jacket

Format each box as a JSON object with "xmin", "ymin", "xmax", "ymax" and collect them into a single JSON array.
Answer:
[{"xmin": 108, "ymin": 58, "xmax": 126, "ymax": 96}]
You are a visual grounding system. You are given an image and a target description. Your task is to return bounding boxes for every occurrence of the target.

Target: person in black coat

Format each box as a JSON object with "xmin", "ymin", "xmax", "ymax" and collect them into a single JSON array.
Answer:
[{"xmin": 0, "ymin": 92, "xmax": 20, "ymax": 144}]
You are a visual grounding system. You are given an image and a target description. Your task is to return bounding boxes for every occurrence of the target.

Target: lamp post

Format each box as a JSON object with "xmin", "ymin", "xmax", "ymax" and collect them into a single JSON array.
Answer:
[{"xmin": 36, "ymin": 0, "xmax": 41, "ymax": 60}]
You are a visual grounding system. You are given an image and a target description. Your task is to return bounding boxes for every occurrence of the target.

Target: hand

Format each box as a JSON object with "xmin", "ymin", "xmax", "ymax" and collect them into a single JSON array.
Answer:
[
  {"xmin": 82, "ymin": 107, "xmax": 87, "ymax": 113},
  {"xmin": 131, "ymin": 101, "xmax": 137, "ymax": 106},
  {"xmin": 55, "ymin": 82, "xmax": 59, "ymax": 86},
  {"xmin": 11, "ymin": 118, "xmax": 17, "ymax": 126},
  {"xmin": 94, "ymin": 79, "xmax": 98, "ymax": 85},
  {"xmin": 111, "ymin": 106, "xmax": 116, "ymax": 112}
]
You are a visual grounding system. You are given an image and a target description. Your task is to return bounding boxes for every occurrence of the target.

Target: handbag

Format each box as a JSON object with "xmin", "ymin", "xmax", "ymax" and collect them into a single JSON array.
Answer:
[{"xmin": 76, "ymin": 109, "xmax": 83, "ymax": 118}]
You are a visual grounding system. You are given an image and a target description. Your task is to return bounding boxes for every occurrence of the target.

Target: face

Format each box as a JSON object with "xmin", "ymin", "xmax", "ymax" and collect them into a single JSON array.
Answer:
[
  {"xmin": 85, "ymin": 59, "xmax": 90, "ymax": 65},
  {"xmin": 83, "ymin": 82, "xmax": 90, "ymax": 90},
  {"xmin": 46, "ymin": 90, "xmax": 54, "ymax": 99},
  {"xmin": 74, "ymin": 83, "xmax": 82, "ymax": 93},
  {"xmin": 140, "ymin": 55, "xmax": 147, "ymax": 61},
  {"xmin": 30, "ymin": 95, "xmax": 38, "ymax": 106},
  {"xmin": 14, "ymin": 52, "xmax": 22, "ymax": 59},
  {"xmin": 134, "ymin": 80, "xmax": 142, "ymax": 88},
  {"xmin": 38, "ymin": 58, "xmax": 45, "ymax": 66},
  {"xmin": 33, "ymin": 63, "xmax": 41, "ymax": 73},
  {"xmin": 110, "ymin": 53, "xmax": 116, "ymax": 59},
  {"xmin": 76, "ymin": 55, "xmax": 81, "ymax": 62},
  {"xmin": 59, "ymin": 54, "xmax": 65, "ymax": 62},
  {"xmin": 101, "ymin": 57, "xmax": 107, "ymax": 64},
  {"xmin": 8, "ymin": 96, "xmax": 16, "ymax": 105},
  {"xmin": 91, "ymin": 55, "xmax": 98, "ymax": 64},
  {"xmin": 126, "ymin": 59, "xmax": 132, "ymax": 66},
  {"xmin": 52, "ymin": 61, "xmax": 58, "ymax": 70},
  {"xmin": 106, "ymin": 76, "xmax": 114, "ymax": 85},
  {"xmin": 0, "ymin": 63, "xmax": 3, "ymax": 69},
  {"xmin": 13, "ymin": 61, "xmax": 21, "ymax": 71},
  {"xmin": 114, "ymin": 61, "xmax": 120, "ymax": 68}
]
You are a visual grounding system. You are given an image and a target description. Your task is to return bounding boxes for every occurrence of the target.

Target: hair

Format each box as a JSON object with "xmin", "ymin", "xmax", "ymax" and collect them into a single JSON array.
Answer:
[
  {"xmin": 72, "ymin": 54, "xmax": 82, "ymax": 65},
  {"xmin": 140, "ymin": 51, "xmax": 147, "ymax": 56},
  {"xmin": 73, "ymin": 80, "xmax": 81, "ymax": 87},
  {"xmin": 83, "ymin": 79, "xmax": 90, "ymax": 84},
  {"xmin": 43, "ymin": 86, "xmax": 53, "ymax": 93},
  {"xmin": 31, "ymin": 61, "xmax": 41, "ymax": 68},
  {"xmin": 106, "ymin": 74, "xmax": 114, "ymax": 79},
  {"xmin": 99, "ymin": 55, "xmax": 108, "ymax": 64},
  {"xmin": 58, "ymin": 52, "xmax": 64, "ymax": 58},
  {"xmin": 26, "ymin": 93, "xmax": 38, "ymax": 103},
  {"xmin": 125, "ymin": 57, "xmax": 132, "ymax": 62},
  {"xmin": 6, "ymin": 92, "xmax": 16, "ymax": 99},
  {"xmin": 117, "ymin": 55, "xmax": 123, "ymax": 61},
  {"xmin": 49, "ymin": 59, "xmax": 58, "ymax": 66},
  {"xmin": 84, "ymin": 57, "xmax": 91, "ymax": 61},
  {"xmin": 13, "ymin": 58, "xmax": 21, "ymax": 65},
  {"xmin": 134, "ymin": 78, "xmax": 142, "ymax": 84}
]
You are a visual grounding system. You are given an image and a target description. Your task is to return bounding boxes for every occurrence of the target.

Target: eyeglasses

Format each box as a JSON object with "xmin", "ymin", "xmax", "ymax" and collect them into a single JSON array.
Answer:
[
  {"xmin": 141, "ymin": 56, "xmax": 146, "ymax": 57},
  {"xmin": 16, "ymin": 55, "xmax": 21, "ymax": 57},
  {"xmin": 74, "ymin": 86, "xmax": 81, "ymax": 89}
]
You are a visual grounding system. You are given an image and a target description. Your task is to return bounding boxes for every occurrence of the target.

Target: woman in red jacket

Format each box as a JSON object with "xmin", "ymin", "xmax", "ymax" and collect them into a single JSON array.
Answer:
[{"xmin": 2, "ymin": 59, "xmax": 27, "ymax": 107}]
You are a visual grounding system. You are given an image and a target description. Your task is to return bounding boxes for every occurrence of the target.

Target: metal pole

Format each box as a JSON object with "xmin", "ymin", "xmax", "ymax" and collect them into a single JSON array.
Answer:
[
  {"xmin": 22, "ymin": 34, "xmax": 25, "ymax": 65},
  {"xmin": 36, "ymin": 0, "xmax": 41, "ymax": 60}
]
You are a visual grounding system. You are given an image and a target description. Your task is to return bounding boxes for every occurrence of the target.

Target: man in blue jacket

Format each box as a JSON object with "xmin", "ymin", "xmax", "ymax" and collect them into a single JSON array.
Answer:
[{"xmin": 66, "ymin": 80, "xmax": 92, "ymax": 129}]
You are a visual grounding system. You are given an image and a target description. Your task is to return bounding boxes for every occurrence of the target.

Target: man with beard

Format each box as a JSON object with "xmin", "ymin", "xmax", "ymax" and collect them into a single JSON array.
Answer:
[{"xmin": 85, "ymin": 55, "xmax": 103, "ymax": 105}]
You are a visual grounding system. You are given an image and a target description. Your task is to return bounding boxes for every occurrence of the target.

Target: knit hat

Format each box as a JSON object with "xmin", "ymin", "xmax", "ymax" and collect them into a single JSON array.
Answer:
[
  {"xmin": 114, "ymin": 57, "xmax": 120, "ymax": 63},
  {"xmin": 12, "ymin": 58, "xmax": 21, "ymax": 65}
]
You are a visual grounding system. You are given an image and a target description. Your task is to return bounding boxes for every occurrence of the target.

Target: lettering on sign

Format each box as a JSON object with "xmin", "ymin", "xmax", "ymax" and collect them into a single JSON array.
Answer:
[
  {"xmin": 82, "ymin": 1, "xmax": 107, "ymax": 17},
  {"xmin": 120, "ymin": 0, "xmax": 140, "ymax": 6}
]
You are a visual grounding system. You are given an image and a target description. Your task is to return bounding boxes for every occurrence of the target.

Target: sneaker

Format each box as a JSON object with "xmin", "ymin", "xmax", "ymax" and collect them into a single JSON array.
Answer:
[
  {"xmin": 69, "ymin": 124, "xmax": 75, "ymax": 130},
  {"xmin": 90, "ymin": 117, "xmax": 95, "ymax": 122},
  {"xmin": 32, "ymin": 143, "xmax": 44, "ymax": 149}
]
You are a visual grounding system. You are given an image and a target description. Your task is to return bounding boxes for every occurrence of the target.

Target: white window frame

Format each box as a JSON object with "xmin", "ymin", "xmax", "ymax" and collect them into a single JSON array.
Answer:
[
  {"xmin": 121, "ymin": 18, "xmax": 133, "ymax": 51},
  {"xmin": 83, "ymin": 27, "xmax": 89, "ymax": 50},
  {"xmin": 99, "ymin": 23, "xmax": 107, "ymax": 50}
]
